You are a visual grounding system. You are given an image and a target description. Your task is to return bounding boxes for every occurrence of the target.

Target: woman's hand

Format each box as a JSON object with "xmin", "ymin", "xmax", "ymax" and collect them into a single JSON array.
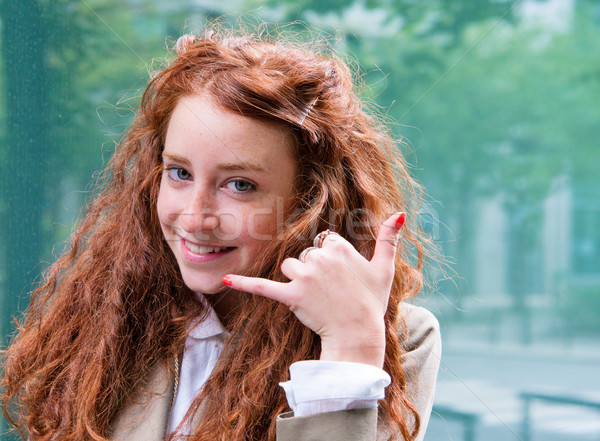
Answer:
[{"xmin": 222, "ymin": 212, "xmax": 406, "ymax": 369}]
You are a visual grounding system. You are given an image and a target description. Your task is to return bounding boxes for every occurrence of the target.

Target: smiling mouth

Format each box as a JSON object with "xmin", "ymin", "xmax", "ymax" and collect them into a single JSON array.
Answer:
[{"xmin": 184, "ymin": 240, "xmax": 234, "ymax": 255}]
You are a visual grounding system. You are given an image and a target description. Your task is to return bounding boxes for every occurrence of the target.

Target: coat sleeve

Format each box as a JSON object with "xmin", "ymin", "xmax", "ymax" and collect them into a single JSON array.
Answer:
[
  {"xmin": 399, "ymin": 302, "xmax": 442, "ymax": 441},
  {"xmin": 275, "ymin": 303, "xmax": 441, "ymax": 441}
]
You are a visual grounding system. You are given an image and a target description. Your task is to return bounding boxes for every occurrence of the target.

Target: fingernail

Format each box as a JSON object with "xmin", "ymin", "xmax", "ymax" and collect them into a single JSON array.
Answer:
[
  {"xmin": 222, "ymin": 276, "xmax": 233, "ymax": 286},
  {"xmin": 395, "ymin": 212, "xmax": 407, "ymax": 230}
]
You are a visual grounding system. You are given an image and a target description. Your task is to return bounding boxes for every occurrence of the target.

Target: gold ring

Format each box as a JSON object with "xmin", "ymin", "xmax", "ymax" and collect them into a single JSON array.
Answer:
[{"xmin": 313, "ymin": 229, "xmax": 331, "ymax": 248}]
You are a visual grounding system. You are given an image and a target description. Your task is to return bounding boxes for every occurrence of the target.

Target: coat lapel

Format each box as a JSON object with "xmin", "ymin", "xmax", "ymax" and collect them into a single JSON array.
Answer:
[{"xmin": 110, "ymin": 360, "xmax": 174, "ymax": 441}]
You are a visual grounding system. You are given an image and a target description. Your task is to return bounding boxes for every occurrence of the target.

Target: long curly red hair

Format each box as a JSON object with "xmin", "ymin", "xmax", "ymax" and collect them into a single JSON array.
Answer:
[{"xmin": 2, "ymin": 28, "xmax": 430, "ymax": 441}]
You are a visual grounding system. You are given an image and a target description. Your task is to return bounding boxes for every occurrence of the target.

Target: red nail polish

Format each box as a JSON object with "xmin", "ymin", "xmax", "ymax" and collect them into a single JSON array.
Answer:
[
  {"xmin": 222, "ymin": 276, "xmax": 233, "ymax": 286},
  {"xmin": 395, "ymin": 213, "xmax": 407, "ymax": 230}
]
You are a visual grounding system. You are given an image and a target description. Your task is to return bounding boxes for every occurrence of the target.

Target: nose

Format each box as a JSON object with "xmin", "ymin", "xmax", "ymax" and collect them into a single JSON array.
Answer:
[{"xmin": 178, "ymin": 192, "xmax": 219, "ymax": 236}]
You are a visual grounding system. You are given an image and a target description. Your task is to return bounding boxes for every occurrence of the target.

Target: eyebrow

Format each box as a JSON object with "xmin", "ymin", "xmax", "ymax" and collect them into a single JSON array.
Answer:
[
  {"xmin": 217, "ymin": 162, "xmax": 266, "ymax": 173},
  {"xmin": 162, "ymin": 153, "xmax": 266, "ymax": 173},
  {"xmin": 162, "ymin": 153, "xmax": 190, "ymax": 166}
]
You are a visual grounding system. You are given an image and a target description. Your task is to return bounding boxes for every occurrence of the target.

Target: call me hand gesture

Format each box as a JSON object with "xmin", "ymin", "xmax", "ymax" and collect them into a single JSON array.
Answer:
[{"xmin": 223, "ymin": 212, "xmax": 407, "ymax": 369}]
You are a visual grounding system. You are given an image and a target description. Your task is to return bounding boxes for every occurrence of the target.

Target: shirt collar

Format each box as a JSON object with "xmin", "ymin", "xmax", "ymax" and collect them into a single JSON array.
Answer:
[{"xmin": 188, "ymin": 294, "xmax": 229, "ymax": 340}]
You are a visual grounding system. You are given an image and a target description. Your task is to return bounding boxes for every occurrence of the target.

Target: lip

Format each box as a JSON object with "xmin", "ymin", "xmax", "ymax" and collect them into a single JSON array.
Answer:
[{"xmin": 180, "ymin": 238, "xmax": 235, "ymax": 264}]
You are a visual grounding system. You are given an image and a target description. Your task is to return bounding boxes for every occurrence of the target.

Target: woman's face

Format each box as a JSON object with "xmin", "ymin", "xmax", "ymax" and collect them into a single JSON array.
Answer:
[{"xmin": 157, "ymin": 94, "xmax": 297, "ymax": 294}]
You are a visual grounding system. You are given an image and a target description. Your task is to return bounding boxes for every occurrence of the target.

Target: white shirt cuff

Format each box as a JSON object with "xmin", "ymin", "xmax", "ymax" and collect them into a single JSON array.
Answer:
[{"xmin": 279, "ymin": 360, "xmax": 391, "ymax": 417}]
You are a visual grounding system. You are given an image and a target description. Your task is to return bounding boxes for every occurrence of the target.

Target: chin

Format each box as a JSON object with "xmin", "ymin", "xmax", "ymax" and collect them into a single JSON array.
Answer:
[{"xmin": 181, "ymin": 276, "xmax": 226, "ymax": 295}]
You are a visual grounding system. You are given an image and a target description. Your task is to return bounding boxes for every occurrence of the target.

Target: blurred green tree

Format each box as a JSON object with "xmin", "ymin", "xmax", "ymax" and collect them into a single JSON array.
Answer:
[
  {"xmin": 250, "ymin": 0, "xmax": 600, "ymax": 323},
  {"xmin": 0, "ymin": 0, "xmax": 171, "ymax": 341}
]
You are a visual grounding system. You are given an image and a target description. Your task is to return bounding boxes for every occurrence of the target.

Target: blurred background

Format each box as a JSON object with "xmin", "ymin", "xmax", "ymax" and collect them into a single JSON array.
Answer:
[{"xmin": 1, "ymin": 0, "xmax": 599, "ymax": 440}]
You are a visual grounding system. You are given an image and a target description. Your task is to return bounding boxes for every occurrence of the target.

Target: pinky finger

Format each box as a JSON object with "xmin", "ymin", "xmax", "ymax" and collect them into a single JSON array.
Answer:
[{"xmin": 223, "ymin": 274, "xmax": 290, "ymax": 305}]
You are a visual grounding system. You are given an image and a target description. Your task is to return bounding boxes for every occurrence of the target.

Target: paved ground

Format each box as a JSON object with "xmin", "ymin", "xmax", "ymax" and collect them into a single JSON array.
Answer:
[{"xmin": 423, "ymin": 333, "xmax": 600, "ymax": 441}]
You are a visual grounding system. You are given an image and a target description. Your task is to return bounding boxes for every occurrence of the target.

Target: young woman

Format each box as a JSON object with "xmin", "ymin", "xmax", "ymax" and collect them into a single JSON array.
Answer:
[{"xmin": 2, "ymin": 29, "xmax": 441, "ymax": 441}]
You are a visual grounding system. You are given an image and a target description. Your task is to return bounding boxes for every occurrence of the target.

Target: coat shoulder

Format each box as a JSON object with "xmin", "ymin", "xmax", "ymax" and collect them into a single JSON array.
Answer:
[{"xmin": 398, "ymin": 302, "xmax": 441, "ymax": 353}]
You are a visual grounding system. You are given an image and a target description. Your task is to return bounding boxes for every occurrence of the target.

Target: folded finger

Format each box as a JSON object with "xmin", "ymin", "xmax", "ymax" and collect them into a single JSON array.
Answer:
[{"xmin": 281, "ymin": 257, "xmax": 304, "ymax": 280}]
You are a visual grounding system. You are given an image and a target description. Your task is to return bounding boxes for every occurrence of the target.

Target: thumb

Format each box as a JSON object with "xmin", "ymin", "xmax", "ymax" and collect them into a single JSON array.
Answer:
[{"xmin": 370, "ymin": 212, "xmax": 406, "ymax": 270}]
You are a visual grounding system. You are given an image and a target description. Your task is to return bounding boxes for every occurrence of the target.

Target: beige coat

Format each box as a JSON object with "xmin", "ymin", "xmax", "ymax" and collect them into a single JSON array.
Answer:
[{"xmin": 110, "ymin": 303, "xmax": 441, "ymax": 441}]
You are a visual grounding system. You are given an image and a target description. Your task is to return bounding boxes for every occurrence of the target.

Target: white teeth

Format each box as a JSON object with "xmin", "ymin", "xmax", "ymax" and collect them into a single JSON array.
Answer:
[{"xmin": 185, "ymin": 241, "xmax": 228, "ymax": 254}]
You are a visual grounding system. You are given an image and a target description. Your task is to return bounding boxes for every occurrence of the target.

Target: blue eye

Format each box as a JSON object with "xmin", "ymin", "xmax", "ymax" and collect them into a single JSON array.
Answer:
[
  {"xmin": 226, "ymin": 180, "xmax": 255, "ymax": 193},
  {"xmin": 167, "ymin": 168, "xmax": 191, "ymax": 181}
]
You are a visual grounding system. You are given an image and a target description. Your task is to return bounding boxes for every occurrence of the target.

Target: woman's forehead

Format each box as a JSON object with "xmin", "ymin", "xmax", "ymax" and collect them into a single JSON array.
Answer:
[{"xmin": 164, "ymin": 94, "xmax": 297, "ymax": 172}]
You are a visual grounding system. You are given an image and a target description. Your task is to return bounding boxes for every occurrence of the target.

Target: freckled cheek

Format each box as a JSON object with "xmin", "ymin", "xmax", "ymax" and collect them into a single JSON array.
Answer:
[
  {"xmin": 156, "ymin": 192, "xmax": 168, "ymax": 230},
  {"xmin": 246, "ymin": 205, "xmax": 282, "ymax": 245},
  {"xmin": 216, "ymin": 205, "xmax": 280, "ymax": 244},
  {"xmin": 156, "ymin": 190, "xmax": 182, "ymax": 240},
  {"xmin": 252, "ymin": 212, "xmax": 279, "ymax": 234},
  {"xmin": 156, "ymin": 191, "xmax": 172, "ymax": 227}
]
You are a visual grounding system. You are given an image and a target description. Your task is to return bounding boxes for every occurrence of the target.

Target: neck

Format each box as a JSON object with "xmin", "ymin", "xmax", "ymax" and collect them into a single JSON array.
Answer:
[{"xmin": 204, "ymin": 289, "xmax": 242, "ymax": 330}]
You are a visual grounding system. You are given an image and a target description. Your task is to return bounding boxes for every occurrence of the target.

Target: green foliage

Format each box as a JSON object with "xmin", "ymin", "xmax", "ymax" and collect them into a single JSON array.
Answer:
[
  {"xmin": 25, "ymin": 0, "xmax": 178, "ymax": 254},
  {"xmin": 559, "ymin": 284, "xmax": 600, "ymax": 334},
  {"xmin": 246, "ymin": 0, "xmax": 600, "ymax": 311}
]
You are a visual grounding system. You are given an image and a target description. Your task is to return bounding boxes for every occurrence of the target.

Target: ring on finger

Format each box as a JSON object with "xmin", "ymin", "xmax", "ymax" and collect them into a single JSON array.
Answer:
[
  {"xmin": 313, "ymin": 229, "xmax": 332, "ymax": 248},
  {"xmin": 298, "ymin": 246, "xmax": 319, "ymax": 263}
]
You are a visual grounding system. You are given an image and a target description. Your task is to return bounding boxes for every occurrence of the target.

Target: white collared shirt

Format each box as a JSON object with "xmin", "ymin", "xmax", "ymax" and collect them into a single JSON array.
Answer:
[
  {"xmin": 167, "ymin": 299, "xmax": 390, "ymax": 436},
  {"xmin": 167, "ymin": 306, "xmax": 227, "ymax": 434}
]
